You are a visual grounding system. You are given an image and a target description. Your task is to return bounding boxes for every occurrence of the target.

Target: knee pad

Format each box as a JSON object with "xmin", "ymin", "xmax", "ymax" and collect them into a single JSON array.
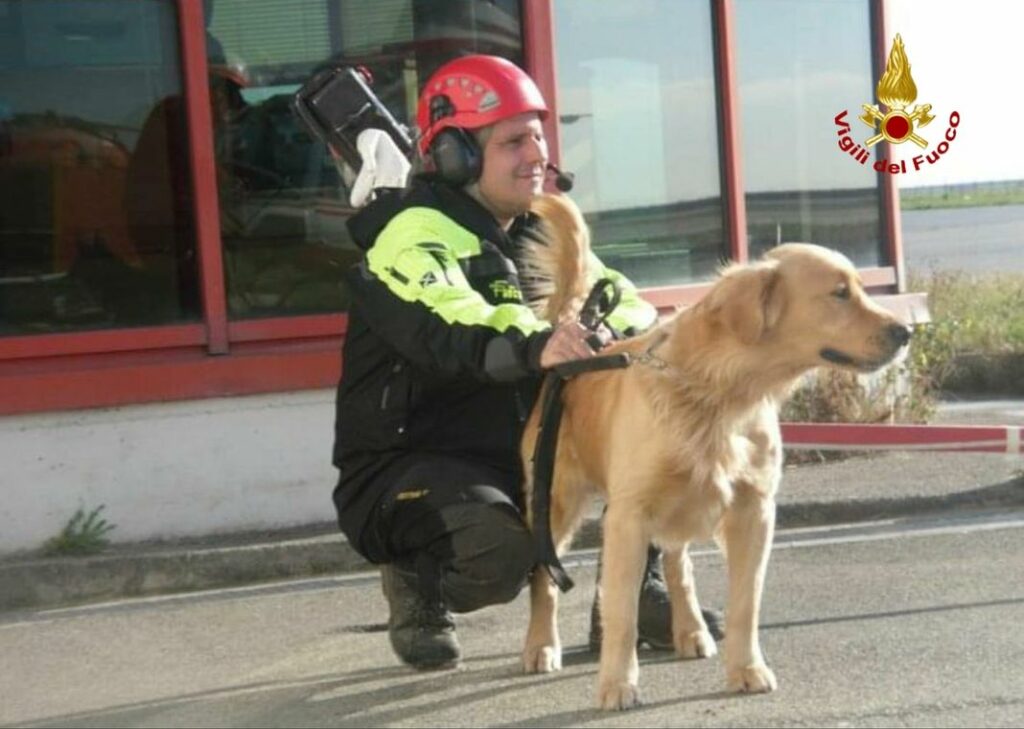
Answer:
[
  {"xmin": 445, "ymin": 503, "xmax": 535, "ymax": 604},
  {"xmin": 483, "ymin": 505, "xmax": 536, "ymax": 595}
]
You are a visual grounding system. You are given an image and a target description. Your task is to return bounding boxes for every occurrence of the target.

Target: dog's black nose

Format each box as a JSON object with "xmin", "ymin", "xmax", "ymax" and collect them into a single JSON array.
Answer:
[{"xmin": 887, "ymin": 323, "xmax": 912, "ymax": 347}]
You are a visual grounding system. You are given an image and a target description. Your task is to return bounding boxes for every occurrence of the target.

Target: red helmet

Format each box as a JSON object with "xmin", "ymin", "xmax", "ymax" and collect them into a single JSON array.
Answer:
[{"xmin": 416, "ymin": 54, "xmax": 548, "ymax": 155}]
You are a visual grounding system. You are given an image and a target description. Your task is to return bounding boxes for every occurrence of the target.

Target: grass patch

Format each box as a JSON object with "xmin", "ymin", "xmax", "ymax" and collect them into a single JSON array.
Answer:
[
  {"xmin": 782, "ymin": 366, "xmax": 932, "ymax": 426},
  {"xmin": 909, "ymin": 270, "xmax": 1024, "ymax": 392},
  {"xmin": 781, "ymin": 362, "xmax": 934, "ymax": 464},
  {"xmin": 901, "ymin": 182, "xmax": 1024, "ymax": 211},
  {"xmin": 43, "ymin": 506, "xmax": 116, "ymax": 556}
]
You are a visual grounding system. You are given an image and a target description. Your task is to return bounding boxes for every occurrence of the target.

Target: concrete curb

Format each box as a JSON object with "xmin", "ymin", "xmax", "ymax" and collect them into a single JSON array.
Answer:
[{"xmin": 3, "ymin": 478, "xmax": 1022, "ymax": 613}]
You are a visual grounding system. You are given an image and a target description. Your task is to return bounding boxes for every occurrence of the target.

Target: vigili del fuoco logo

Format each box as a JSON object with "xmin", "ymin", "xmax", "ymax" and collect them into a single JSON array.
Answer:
[{"xmin": 834, "ymin": 34, "xmax": 960, "ymax": 174}]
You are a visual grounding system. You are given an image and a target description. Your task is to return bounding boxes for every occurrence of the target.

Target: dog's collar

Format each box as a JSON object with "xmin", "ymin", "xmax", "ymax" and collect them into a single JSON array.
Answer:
[{"xmin": 630, "ymin": 331, "xmax": 671, "ymax": 370}]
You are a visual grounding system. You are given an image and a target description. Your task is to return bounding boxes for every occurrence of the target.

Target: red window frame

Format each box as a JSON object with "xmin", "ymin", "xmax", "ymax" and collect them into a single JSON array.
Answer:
[{"xmin": 0, "ymin": 0, "xmax": 914, "ymax": 417}]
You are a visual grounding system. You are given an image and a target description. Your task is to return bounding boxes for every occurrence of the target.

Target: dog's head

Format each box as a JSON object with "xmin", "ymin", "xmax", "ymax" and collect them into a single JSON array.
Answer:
[{"xmin": 703, "ymin": 243, "xmax": 911, "ymax": 373}]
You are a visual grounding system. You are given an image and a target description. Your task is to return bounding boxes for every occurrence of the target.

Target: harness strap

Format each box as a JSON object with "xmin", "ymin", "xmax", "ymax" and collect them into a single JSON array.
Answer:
[
  {"xmin": 530, "ymin": 354, "xmax": 630, "ymax": 593},
  {"xmin": 530, "ymin": 374, "xmax": 572, "ymax": 591}
]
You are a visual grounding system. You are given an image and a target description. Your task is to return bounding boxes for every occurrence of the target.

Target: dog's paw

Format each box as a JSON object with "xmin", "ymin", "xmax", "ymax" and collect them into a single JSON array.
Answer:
[
  {"xmin": 597, "ymin": 680, "xmax": 642, "ymax": 711},
  {"xmin": 727, "ymin": 664, "xmax": 777, "ymax": 693},
  {"xmin": 674, "ymin": 629, "xmax": 718, "ymax": 659},
  {"xmin": 522, "ymin": 643, "xmax": 562, "ymax": 674}
]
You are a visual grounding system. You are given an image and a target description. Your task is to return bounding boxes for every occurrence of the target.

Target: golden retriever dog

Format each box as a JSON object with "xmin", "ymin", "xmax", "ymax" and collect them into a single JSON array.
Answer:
[{"xmin": 519, "ymin": 194, "xmax": 911, "ymax": 710}]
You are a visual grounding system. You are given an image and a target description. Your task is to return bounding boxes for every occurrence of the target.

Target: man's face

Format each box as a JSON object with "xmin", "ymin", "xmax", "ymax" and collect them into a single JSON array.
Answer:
[{"xmin": 473, "ymin": 112, "xmax": 548, "ymax": 225}]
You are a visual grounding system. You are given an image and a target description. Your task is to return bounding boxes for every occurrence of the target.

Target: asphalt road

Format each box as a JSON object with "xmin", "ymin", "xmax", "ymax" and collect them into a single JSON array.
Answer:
[
  {"xmin": 2, "ymin": 509, "xmax": 1023, "ymax": 728},
  {"xmin": 902, "ymin": 203, "xmax": 1024, "ymax": 274}
]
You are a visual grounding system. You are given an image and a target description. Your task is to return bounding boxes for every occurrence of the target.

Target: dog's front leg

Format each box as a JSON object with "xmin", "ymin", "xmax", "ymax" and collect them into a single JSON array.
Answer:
[
  {"xmin": 721, "ymin": 481, "xmax": 777, "ymax": 693},
  {"xmin": 522, "ymin": 464, "xmax": 587, "ymax": 675},
  {"xmin": 522, "ymin": 568, "xmax": 562, "ymax": 673},
  {"xmin": 664, "ymin": 545, "xmax": 718, "ymax": 659},
  {"xmin": 596, "ymin": 505, "xmax": 648, "ymax": 710}
]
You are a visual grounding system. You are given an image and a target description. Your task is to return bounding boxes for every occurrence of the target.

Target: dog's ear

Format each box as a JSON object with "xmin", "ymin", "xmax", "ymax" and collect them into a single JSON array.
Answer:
[{"xmin": 707, "ymin": 263, "xmax": 783, "ymax": 344}]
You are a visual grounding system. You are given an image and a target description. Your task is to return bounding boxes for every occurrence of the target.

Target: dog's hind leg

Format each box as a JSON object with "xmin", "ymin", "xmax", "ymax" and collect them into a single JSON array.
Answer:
[
  {"xmin": 663, "ymin": 544, "xmax": 718, "ymax": 659},
  {"xmin": 522, "ymin": 468, "xmax": 590, "ymax": 674},
  {"xmin": 595, "ymin": 502, "xmax": 648, "ymax": 710},
  {"xmin": 720, "ymin": 481, "xmax": 777, "ymax": 693}
]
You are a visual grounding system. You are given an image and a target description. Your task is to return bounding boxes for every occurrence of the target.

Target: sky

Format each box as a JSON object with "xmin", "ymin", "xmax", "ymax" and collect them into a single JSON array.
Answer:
[{"xmin": 890, "ymin": 0, "xmax": 1024, "ymax": 188}]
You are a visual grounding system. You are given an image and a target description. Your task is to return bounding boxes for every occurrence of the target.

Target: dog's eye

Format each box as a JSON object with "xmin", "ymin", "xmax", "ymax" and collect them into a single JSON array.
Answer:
[{"xmin": 832, "ymin": 284, "xmax": 851, "ymax": 300}]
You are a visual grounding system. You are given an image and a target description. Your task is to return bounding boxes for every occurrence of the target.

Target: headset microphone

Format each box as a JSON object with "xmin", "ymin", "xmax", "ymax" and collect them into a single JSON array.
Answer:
[{"xmin": 547, "ymin": 163, "xmax": 575, "ymax": 193}]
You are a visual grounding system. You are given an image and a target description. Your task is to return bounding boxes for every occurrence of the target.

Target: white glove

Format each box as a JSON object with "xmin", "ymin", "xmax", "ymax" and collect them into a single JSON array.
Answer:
[{"xmin": 347, "ymin": 128, "xmax": 411, "ymax": 208}]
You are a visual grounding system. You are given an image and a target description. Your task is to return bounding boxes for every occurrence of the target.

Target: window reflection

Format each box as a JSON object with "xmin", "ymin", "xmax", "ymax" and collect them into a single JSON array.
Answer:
[
  {"xmin": 204, "ymin": 0, "xmax": 523, "ymax": 318},
  {"xmin": 553, "ymin": 0, "xmax": 725, "ymax": 286},
  {"xmin": 0, "ymin": 0, "xmax": 198, "ymax": 335},
  {"xmin": 736, "ymin": 0, "xmax": 884, "ymax": 265}
]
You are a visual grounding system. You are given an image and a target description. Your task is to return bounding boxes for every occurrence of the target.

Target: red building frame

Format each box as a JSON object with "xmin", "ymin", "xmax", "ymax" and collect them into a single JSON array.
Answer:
[{"xmin": 0, "ymin": 0, "xmax": 920, "ymax": 416}]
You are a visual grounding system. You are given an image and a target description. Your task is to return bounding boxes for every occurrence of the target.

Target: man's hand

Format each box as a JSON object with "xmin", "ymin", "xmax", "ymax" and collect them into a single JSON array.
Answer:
[{"xmin": 539, "ymin": 321, "xmax": 602, "ymax": 369}]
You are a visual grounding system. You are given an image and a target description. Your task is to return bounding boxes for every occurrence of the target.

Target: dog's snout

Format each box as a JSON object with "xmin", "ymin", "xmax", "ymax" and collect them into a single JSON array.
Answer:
[{"xmin": 886, "ymin": 323, "xmax": 912, "ymax": 348}]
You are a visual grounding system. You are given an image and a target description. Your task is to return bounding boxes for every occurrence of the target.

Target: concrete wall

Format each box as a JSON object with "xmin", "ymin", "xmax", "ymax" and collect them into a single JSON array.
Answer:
[
  {"xmin": 0, "ymin": 351, "xmax": 919, "ymax": 557},
  {"xmin": 0, "ymin": 390, "xmax": 338, "ymax": 556}
]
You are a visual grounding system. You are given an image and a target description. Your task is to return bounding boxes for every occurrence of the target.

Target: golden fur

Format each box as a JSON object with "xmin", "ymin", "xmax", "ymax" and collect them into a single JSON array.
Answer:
[
  {"xmin": 518, "ymin": 193, "xmax": 592, "ymax": 324},
  {"xmin": 519, "ymin": 193, "xmax": 911, "ymax": 710}
]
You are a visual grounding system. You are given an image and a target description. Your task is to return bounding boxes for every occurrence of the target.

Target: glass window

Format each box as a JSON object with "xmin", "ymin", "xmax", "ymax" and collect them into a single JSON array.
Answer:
[
  {"xmin": 204, "ymin": 0, "xmax": 523, "ymax": 319},
  {"xmin": 736, "ymin": 0, "xmax": 884, "ymax": 266},
  {"xmin": 552, "ymin": 0, "xmax": 725, "ymax": 287},
  {"xmin": 0, "ymin": 0, "xmax": 198, "ymax": 335}
]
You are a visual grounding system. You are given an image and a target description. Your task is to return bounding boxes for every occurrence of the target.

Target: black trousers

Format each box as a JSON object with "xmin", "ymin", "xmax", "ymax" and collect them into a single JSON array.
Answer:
[{"xmin": 353, "ymin": 453, "xmax": 536, "ymax": 614}]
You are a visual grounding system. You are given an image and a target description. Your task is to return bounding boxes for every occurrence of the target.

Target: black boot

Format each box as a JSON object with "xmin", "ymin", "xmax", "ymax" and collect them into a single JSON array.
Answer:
[
  {"xmin": 588, "ymin": 546, "xmax": 725, "ymax": 652},
  {"xmin": 380, "ymin": 562, "xmax": 462, "ymax": 670}
]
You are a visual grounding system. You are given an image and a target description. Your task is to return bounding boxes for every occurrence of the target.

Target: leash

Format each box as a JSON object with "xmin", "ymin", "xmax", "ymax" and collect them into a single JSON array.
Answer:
[
  {"xmin": 530, "ymin": 279, "xmax": 629, "ymax": 593},
  {"xmin": 578, "ymin": 277, "xmax": 621, "ymax": 350}
]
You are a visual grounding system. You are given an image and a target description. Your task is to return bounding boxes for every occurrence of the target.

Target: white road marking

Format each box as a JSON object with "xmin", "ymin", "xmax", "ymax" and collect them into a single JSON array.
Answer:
[{"xmin": 2, "ymin": 509, "xmax": 1022, "ymax": 629}]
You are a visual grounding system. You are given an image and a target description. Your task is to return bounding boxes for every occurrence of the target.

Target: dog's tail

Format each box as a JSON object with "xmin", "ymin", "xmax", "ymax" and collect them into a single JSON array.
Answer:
[{"xmin": 519, "ymin": 193, "xmax": 594, "ymax": 324}]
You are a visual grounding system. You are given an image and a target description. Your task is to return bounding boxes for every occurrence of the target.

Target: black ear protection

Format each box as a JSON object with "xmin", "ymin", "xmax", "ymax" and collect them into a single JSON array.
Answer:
[{"xmin": 427, "ymin": 94, "xmax": 482, "ymax": 186}]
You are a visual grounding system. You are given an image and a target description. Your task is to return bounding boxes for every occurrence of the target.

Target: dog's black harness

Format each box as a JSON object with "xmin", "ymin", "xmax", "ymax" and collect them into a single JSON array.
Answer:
[{"xmin": 530, "ymin": 279, "xmax": 631, "ymax": 592}]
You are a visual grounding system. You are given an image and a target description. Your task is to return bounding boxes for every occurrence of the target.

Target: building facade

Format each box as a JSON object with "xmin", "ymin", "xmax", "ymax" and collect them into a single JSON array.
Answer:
[{"xmin": 0, "ymin": 0, "xmax": 922, "ymax": 553}]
